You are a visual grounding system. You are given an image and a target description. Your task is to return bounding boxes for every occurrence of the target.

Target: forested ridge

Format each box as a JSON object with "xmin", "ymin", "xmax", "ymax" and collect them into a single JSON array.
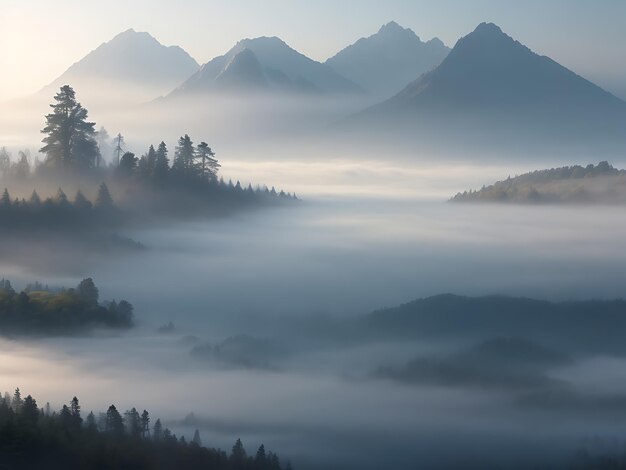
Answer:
[
  {"xmin": 0, "ymin": 85, "xmax": 297, "ymax": 233},
  {"xmin": 0, "ymin": 387, "xmax": 290, "ymax": 470},
  {"xmin": 451, "ymin": 161, "xmax": 626, "ymax": 203},
  {"xmin": 0, "ymin": 277, "xmax": 133, "ymax": 335}
]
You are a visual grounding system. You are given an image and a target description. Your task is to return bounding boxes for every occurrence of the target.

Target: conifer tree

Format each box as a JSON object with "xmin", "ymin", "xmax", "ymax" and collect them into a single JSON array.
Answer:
[
  {"xmin": 196, "ymin": 142, "xmax": 220, "ymax": 180},
  {"xmin": 40, "ymin": 85, "xmax": 100, "ymax": 170},
  {"xmin": 192, "ymin": 429, "xmax": 202, "ymax": 446},
  {"xmin": 95, "ymin": 183, "xmax": 113, "ymax": 208},
  {"xmin": 153, "ymin": 141, "xmax": 170, "ymax": 179},
  {"xmin": 173, "ymin": 134, "xmax": 195, "ymax": 176}
]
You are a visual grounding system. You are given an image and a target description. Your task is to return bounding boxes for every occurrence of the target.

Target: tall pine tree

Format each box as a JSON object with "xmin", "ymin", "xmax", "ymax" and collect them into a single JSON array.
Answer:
[
  {"xmin": 40, "ymin": 85, "xmax": 100, "ymax": 171},
  {"xmin": 172, "ymin": 134, "xmax": 195, "ymax": 177},
  {"xmin": 196, "ymin": 142, "xmax": 220, "ymax": 181}
]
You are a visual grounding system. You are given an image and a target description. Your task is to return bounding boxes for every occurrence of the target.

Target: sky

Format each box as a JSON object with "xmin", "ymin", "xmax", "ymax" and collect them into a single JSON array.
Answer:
[{"xmin": 1, "ymin": 0, "xmax": 625, "ymax": 101}]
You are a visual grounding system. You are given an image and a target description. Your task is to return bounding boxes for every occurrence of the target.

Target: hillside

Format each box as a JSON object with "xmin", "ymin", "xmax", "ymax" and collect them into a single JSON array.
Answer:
[{"xmin": 451, "ymin": 161, "xmax": 626, "ymax": 203}]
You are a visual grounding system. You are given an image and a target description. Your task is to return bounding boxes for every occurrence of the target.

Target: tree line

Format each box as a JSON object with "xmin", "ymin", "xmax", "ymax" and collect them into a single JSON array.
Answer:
[
  {"xmin": 33, "ymin": 85, "xmax": 296, "ymax": 199},
  {"xmin": 0, "ymin": 277, "xmax": 133, "ymax": 334},
  {"xmin": 0, "ymin": 183, "xmax": 119, "ymax": 231},
  {"xmin": 0, "ymin": 387, "xmax": 290, "ymax": 469}
]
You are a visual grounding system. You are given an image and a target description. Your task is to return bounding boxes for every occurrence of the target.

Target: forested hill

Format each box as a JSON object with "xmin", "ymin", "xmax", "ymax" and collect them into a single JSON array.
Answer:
[
  {"xmin": 451, "ymin": 161, "xmax": 626, "ymax": 203},
  {"xmin": 358, "ymin": 294, "xmax": 626, "ymax": 354},
  {"xmin": 0, "ymin": 278, "xmax": 133, "ymax": 335},
  {"xmin": 0, "ymin": 388, "xmax": 290, "ymax": 470}
]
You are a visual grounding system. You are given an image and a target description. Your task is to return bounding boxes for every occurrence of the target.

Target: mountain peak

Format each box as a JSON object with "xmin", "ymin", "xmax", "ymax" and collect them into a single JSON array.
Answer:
[
  {"xmin": 472, "ymin": 22, "xmax": 505, "ymax": 37},
  {"xmin": 326, "ymin": 22, "xmax": 449, "ymax": 97},
  {"xmin": 378, "ymin": 21, "xmax": 404, "ymax": 33},
  {"xmin": 43, "ymin": 29, "xmax": 199, "ymax": 102}
]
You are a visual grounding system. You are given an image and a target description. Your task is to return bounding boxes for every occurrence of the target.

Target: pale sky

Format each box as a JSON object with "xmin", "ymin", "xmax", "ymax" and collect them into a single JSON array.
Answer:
[{"xmin": 1, "ymin": 0, "xmax": 625, "ymax": 101}]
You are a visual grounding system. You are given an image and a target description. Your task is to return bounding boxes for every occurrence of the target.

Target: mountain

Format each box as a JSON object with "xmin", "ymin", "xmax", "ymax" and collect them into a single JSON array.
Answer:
[
  {"xmin": 349, "ymin": 23, "xmax": 626, "ymax": 154},
  {"xmin": 326, "ymin": 21, "xmax": 449, "ymax": 99},
  {"xmin": 171, "ymin": 36, "xmax": 360, "ymax": 95},
  {"xmin": 42, "ymin": 29, "xmax": 199, "ymax": 103}
]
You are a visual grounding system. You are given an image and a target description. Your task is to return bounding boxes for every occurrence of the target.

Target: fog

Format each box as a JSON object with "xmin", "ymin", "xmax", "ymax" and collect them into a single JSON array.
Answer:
[{"xmin": 2, "ymin": 154, "xmax": 626, "ymax": 467}]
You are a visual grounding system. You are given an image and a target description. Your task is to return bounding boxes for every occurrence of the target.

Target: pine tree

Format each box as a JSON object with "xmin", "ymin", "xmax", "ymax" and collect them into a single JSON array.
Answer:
[
  {"xmin": 173, "ymin": 134, "xmax": 195, "ymax": 176},
  {"xmin": 12, "ymin": 151, "xmax": 30, "ymax": 179},
  {"xmin": 29, "ymin": 191, "xmax": 41, "ymax": 206},
  {"xmin": 0, "ymin": 148, "xmax": 11, "ymax": 177},
  {"xmin": 55, "ymin": 188, "xmax": 69, "ymax": 206},
  {"xmin": 86, "ymin": 411, "xmax": 97, "ymax": 430},
  {"xmin": 118, "ymin": 152, "xmax": 138, "ymax": 175},
  {"xmin": 70, "ymin": 396, "xmax": 83, "ymax": 428},
  {"xmin": 192, "ymin": 429, "xmax": 202, "ymax": 446},
  {"xmin": 140, "ymin": 410, "xmax": 150, "ymax": 438},
  {"xmin": 125, "ymin": 407, "xmax": 141, "ymax": 438},
  {"xmin": 95, "ymin": 183, "xmax": 113, "ymax": 208},
  {"xmin": 12, "ymin": 387, "xmax": 22, "ymax": 411},
  {"xmin": 40, "ymin": 85, "xmax": 100, "ymax": 170},
  {"xmin": 113, "ymin": 133, "xmax": 125, "ymax": 167},
  {"xmin": 95, "ymin": 126, "xmax": 111, "ymax": 167},
  {"xmin": 105, "ymin": 405, "xmax": 124, "ymax": 436},
  {"xmin": 74, "ymin": 190, "xmax": 92, "ymax": 210},
  {"xmin": 145, "ymin": 145, "xmax": 157, "ymax": 176},
  {"xmin": 153, "ymin": 141, "xmax": 170, "ymax": 179},
  {"xmin": 196, "ymin": 142, "xmax": 220, "ymax": 180},
  {"xmin": 0, "ymin": 189, "xmax": 11, "ymax": 207},
  {"xmin": 230, "ymin": 438, "xmax": 247, "ymax": 462},
  {"xmin": 153, "ymin": 418, "xmax": 163, "ymax": 441},
  {"xmin": 255, "ymin": 444, "xmax": 266, "ymax": 464}
]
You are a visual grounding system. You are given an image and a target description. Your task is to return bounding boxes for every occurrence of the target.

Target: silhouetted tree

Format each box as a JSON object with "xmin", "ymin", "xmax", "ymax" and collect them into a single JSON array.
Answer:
[
  {"xmin": 95, "ymin": 183, "xmax": 113, "ymax": 208},
  {"xmin": 113, "ymin": 133, "xmax": 125, "ymax": 167},
  {"xmin": 192, "ymin": 429, "xmax": 202, "ymax": 446},
  {"xmin": 105, "ymin": 405, "xmax": 124, "ymax": 436},
  {"xmin": 255, "ymin": 444, "xmax": 267, "ymax": 465},
  {"xmin": 73, "ymin": 190, "xmax": 92, "ymax": 210},
  {"xmin": 173, "ymin": 134, "xmax": 195, "ymax": 176},
  {"xmin": 196, "ymin": 142, "xmax": 220, "ymax": 180},
  {"xmin": 12, "ymin": 388, "xmax": 22, "ymax": 411},
  {"xmin": 153, "ymin": 418, "xmax": 163, "ymax": 441},
  {"xmin": 85, "ymin": 411, "xmax": 97, "ymax": 430},
  {"xmin": 153, "ymin": 141, "xmax": 170, "ymax": 179},
  {"xmin": 119, "ymin": 152, "xmax": 138, "ymax": 176},
  {"xmin": 140, "ymin": 409, "xmax": 150, "ymax": 438},
  {"xmin": 77, "ymin": 278, "xmax": 99, "ymax": 305},
  {"xmin": 12, "ymin": 151, "xmax": 30, "ymax": 179},
  {"xmin": 40, "ymin": 85, "xmax": 100, "ymax": 170},
  {"xmin": 0, "ymin": 148, "xmax": 10, "ymax": 178},
  {"xmin": 231, "ymin": 438, "xmax": 247, "ymax": 465}
]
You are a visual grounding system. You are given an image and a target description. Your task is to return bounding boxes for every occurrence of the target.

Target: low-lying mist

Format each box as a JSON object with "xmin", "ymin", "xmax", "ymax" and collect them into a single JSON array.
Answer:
[{"xmin": 3, "ymin": 164, "xmax": 626, "ymax": 467}]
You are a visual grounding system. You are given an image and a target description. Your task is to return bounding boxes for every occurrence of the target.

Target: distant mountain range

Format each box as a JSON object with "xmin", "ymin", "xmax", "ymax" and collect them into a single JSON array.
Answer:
[
  {"xmin": 40, "ymin": 29, "xmax": 199, "ymax": 103},
  {"xmin": 348, "ymin": 23, "xmax": 626, "ymax": 151},
  {"xmin": 170, "ymin": 36, "xmax": 360, "ymax": 96},
  {"xmin": 326, "ymin": 21, "xmax": 449, "ymax": 99},
  {"xmin": 33, "ymin": 23, "xmax": 626, "ymax": 155}
]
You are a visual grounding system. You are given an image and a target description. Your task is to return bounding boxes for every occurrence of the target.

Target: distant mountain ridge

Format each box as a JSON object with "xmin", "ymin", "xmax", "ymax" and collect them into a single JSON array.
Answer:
[
  {"xmin": 346, "ymin": 22, "xmax": 626, "ymax": 153},
  {"xmin": 326, "ymin": 21, "xmax": 449, "ymax": 98},
  {"xmin": 42, "ymin": 29, "xmax": 199, "ymax": 102},
  {"xmin": 171, "ymin": 36, "xmax": 360, "ymax": 95},
  {"xmin": 385, "ymin": 23, "xmax": 624, "ymax": 111}
]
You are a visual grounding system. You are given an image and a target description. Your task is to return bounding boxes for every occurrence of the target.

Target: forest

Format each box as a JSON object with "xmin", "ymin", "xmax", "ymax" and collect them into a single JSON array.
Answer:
[
  {"xmin": 0, "ymin": 85, "xmax": 296, "ymax": 233},
  {"xmin": 0, "ymin": 277, "xmax": 133, "ymax": 335},
  {"xmin": 0, "ymin": 387, "xmax": 289, "ymax": 470},
  {"xmin": 451, "ymin": 161, "xmax": 626, "ymax": 204}
]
